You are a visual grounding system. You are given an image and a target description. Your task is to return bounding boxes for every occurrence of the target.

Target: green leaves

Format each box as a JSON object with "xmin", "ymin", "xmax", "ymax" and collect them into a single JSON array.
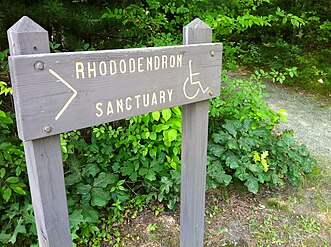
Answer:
[
  {"xmin": 162, "ymin": 108, "xmax": 172, "ymax": 122},
  {"xmin": 6, "ymin": 177, "xmax": 19, "ymax": 184},
  {"xmin": 8, "ymin": 217, "xmax": 26, "ymax": 244},
  {"xmin": 167, "ymin": 129, "xmax": 178, "ymax": 142},
  {"xmin": 93, "ymin": 172, "xmax": 118, "ymax": 188},
  {"xmin": 3, "ymin": 188, "xmax": 11, "ymax": 202},
  {"xmin": 91, "ymin": 188, "xmax": 111, "ymax": 207},
  {"xmin": 151, "ymin": 111, "xmax": 160, "ymax": 121},
  {"xmin": 145, "ymin": 170, "xmax": 157, "ymax": 181},
  {"xmin": 208, "ymin": 78, "xmax": 315, "ymax": 194},
  {"xmin": 245, "ymin": 176, "xmax": 259, "ymax": 194}
]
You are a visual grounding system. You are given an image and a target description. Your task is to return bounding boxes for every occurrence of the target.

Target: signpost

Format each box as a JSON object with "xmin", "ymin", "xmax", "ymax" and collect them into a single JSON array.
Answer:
[{"xmin": 7, "ymin": 16, "xmax": 222, "ymax": 247}]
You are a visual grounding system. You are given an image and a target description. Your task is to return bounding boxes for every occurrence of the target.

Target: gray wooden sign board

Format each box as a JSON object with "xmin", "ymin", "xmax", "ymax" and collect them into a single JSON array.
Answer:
[
  {"xmin": 8, "ymin": 16, "xmax": 222, "ymax": 247},
  {"xmin": 9, "ymin": 44, "xmax": 221, "ymax": 141}
]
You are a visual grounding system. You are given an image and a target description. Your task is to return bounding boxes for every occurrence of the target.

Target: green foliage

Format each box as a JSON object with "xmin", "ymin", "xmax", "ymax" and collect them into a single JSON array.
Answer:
[
  {"xmin": 59, "ymin": 107, "xmax": 182, "ymax": 245},
  {"xmin": 207, "ymin": 76, "xmax": 314, "ymax": 193},
  {"xmin": 208, "ymin": 119, "xmax": 314, "ymax": 193},
  {"xmin": 0, "ymin": 82, "xmax": 38, "ymax": 246},
  {"xmin": 0, "ymin": 49, "xmax": 9, "ymax": 72},
  {"xmin": 210, "ymin": 74, "xmax": 280, "ymax": 131}
]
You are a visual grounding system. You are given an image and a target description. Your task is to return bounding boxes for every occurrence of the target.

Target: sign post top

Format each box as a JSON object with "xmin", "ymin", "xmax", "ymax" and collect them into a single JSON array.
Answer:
[
  {"xmin": 184, "ymin": 18, "xmax": 212, "ymax": 30},
  {"xmin": 7, "ymin": 16, "xmax": 50, "ymax": 56},
  {"xmin": 183, "ymin": 18, "xmax": 212, "ymax": 45}
]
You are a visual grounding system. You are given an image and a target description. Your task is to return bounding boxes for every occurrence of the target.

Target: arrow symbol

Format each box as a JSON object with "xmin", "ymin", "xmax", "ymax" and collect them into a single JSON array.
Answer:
[{"xmin": 49, "ymin": 69, "xmax": 77, "ymax": 120}]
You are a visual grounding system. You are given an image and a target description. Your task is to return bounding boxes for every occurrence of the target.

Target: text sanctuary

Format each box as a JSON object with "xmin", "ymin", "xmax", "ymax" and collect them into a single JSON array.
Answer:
[
  {"xmin": 75, "ymin": 54, "xmax": 183, "ymax": 79},
  {"xmin": 95, "ymin": 89, "xmax": 173, "ymax": 117}
]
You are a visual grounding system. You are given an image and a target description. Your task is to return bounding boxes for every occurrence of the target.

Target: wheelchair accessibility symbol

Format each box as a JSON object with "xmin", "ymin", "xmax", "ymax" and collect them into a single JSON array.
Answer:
[{"xmin": 183, "ymin": 60, "xmax": 210, "ymax": 100}]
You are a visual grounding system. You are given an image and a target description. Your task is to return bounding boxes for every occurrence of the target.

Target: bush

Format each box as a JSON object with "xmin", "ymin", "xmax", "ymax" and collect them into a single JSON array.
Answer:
[
  {"xmin": 0, "ymin": 82, "xmax": 37, "ymax": 246},
  {"xmin": 0, "ymin": 72, "xmax": 316, "ymax": 245},
  {"xmin": 206, "ymin": 75, "xmax": 314, "ymax": 193}
]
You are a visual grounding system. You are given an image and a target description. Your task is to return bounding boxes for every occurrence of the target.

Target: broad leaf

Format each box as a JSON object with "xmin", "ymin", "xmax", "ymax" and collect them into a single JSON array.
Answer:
[{"xmin": 91, "ymin": 188, "xmax": 111, "ymax": 207}]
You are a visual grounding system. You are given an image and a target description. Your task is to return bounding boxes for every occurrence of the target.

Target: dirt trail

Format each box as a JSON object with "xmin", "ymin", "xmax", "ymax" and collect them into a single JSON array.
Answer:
[{"xmin": 263, "ymin": 82, "xmax": 331, "ymax": 161}]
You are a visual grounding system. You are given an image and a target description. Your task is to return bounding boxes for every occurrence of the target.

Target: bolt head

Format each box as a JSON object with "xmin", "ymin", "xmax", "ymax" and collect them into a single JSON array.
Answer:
[
  {"xmin": 42, "ymin": 125, "xmax": 52, "ymax": 133},
  {"xmin": 210, "ymin": 50, "xmax": 215, "ymax": 57},
  {"xmin": 34, "ymin": 61, "xmax": 44, "ymax": 71},
  {"xmin": 209, "ymin": 91, "xmax": 213, "ymax": 96}
]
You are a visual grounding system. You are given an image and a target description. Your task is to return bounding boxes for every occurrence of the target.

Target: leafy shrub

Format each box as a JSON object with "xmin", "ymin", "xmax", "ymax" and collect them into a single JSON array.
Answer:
[
  {"xmin": 0, "ymin": 82, "xmax": 37, "ymax": 246},
  {"xmin": 0, "ymin": 72, "xmax": 316, "ymax": 245},
  {"xmin": 207, "ymin": 120, "xmax": 314, "ymax": 193},
  {"xmin": 61, "ymin": 108, "xmax": 182, "ymax": 245},
  {"xmin": 207, "ymin": 75, "xmax": 314, "ymax": 193}
]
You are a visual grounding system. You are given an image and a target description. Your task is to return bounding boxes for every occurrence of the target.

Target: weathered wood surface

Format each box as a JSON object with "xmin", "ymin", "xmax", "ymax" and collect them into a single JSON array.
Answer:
[
  {"xmin": 8, "ymin": 16, "xmax": 72, "ymax": 247},
  {"xmin": 9, "ymin": 43, "xmax": 222, "ymax": 141},
  {"xmin": 180, "ymin": 18, "xmax": 221, "ymax": 247}
]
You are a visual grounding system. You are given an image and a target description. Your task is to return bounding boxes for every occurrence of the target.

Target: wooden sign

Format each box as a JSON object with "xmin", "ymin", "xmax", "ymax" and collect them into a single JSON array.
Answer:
[
  {"xmin": 8, "ymin": 16, "xmax": 222, "ymax": 247},
  {"xmin": 9, "ymin": 44, "xmax": 221, "ymax": 141}
]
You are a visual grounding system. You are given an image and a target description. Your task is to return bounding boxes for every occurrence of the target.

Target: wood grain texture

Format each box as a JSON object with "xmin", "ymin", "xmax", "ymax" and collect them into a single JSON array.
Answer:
[
  {"xmin": 9, "ymin": 43, "xmax": 222, "ymax": 141},
  {"xmin": 180, "ymin": 18, "xmax": 222, "ymax": 247},
  {"xmin": 8, "ymin": 16, "xmax": 72, "ymax": 247},
  {"xmin": 23, "ymin": 137, "xmax": 72, "ymax": 247}
]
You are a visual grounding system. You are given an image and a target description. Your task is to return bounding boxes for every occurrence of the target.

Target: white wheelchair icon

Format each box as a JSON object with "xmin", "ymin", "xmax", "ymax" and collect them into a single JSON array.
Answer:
[{"xmin": 183, "ymin": 60, "xmax": 209, "ymax": 100}]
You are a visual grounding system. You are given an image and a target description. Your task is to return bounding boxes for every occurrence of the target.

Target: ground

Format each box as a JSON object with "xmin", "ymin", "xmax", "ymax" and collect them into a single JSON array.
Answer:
[{"xmin": 108, "ymin": 73, "xmax": 331, "ymax": 246}]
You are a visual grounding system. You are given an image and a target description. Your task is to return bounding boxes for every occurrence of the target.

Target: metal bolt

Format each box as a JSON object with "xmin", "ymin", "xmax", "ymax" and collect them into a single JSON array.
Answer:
[
  {"xmin": 209, "ymin": 91, "xmax": 213, "ymax": 96},
  {"xmin": 210, "ymin": 50, "xmax": 215, "ymax": 57},
  {"xmin": 42, "ymin": 125, "xmax": 52, "ymax": 133},
  {"xmin": 34, "ymin": 61, "xmax": 44, "ymax": 71}
]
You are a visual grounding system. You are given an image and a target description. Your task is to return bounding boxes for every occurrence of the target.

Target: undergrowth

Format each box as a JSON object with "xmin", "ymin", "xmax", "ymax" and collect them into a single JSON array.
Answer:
[{"xmin": 0, "ymin": 72, "xmax": 315, "ymax": 245}]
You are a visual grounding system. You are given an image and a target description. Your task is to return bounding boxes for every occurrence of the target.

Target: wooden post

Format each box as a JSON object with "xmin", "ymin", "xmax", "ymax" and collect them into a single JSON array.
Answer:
[
  {"xmin": 180, "ymin": 18, "xmax": 212, "ymax": 247},
  {"xmin": 8, "ymin": 17, "xmax": 72, "ymax": 247}
]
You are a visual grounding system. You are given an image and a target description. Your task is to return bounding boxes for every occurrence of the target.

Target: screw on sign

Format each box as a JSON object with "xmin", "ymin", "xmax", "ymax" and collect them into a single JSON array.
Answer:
[{"xmin": 7, "ymin": 16, "xmax": 222, "ymax": 247}]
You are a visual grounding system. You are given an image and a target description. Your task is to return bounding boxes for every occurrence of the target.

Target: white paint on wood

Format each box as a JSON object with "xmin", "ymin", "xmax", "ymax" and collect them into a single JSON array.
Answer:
[
  {"xmin": 48, "ymin": 69, "xmax": 78, "ymax": 120},
  {"xmin": 183, "ymin": 60, "xmax": 210, "ymax": 99},
  {"xmin": 9, "ymin": 43, "xmax": 221, "ymax": 141}
]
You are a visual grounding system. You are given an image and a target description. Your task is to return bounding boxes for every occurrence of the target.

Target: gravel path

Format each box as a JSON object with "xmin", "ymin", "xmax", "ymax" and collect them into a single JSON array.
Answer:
[
  {"xmin": 228, "ymin": 72, "xmax": 331, "ymax": 162},
  {"xmin": 263, "ymin": 82, "xmax": 331, "ymax": 161}
]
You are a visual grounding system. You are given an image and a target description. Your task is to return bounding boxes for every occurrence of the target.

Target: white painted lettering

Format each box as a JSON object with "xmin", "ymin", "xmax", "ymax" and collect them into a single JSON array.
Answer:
[
  {"xmin": 177, "ymin": 54, "xmax": 183, "ymax": 67},
  {"xmin": 146, "ymin": 57, "xmax": 153, "ymax": 71},
  {"xmin": 138, "ymin": 57, "xmax": 144, "ymax": 72},
  {"xmin": 76, "ymin": 62, "xmax": 85, "ymax": 79},
  {"xmin": 116, "ymin": 99, "xmax": 124, "ymax": 113},
  {"xmin": 162, "ymin": 55, "xmax": 168, "ymax": 69},
  {"xmin": 160, "ymin": 90, "xmax": 166, "ymax": 104},
  {"xmin": 75, "ymin": 53, "xmax": 183, "ymax": 80},
  {"xmin": 99, "ymin": 61, "xmax": 107, "ymax": 76},
  {"xmin": 143, "ymin": 94, "xmax": 149, "ymax": 107},
  {"xmin": 169, "ymin": 55, "xmax": 175, "ymax": 68},
  {"xmin": 110, "ymin": 60, "xmax": 117, "ymax": 75},
  {"xmin": 119, "ymin": 59, "xmax": 126, "ymax": 74},
  {"xmin": 126, "ymin": 97, "xmax": 132, "ymax": 110},
  {"xmin": 107, "ymin": 101, "xmax": 114, "ymax": 115},
  {"xmin": 88, "ymin": 62, "xmax": 96, "ymax": 78},
  {"xmin": 154, "ymin": 56, "xmax": 160, "ymax": 70},
  {"xmin": 95, "ymin": 88, "xmax": 175, "ymax": 119},
  {"xmin": 151, "ymin": 92, "xmax": 158, "ymax": 106},
  {"xmin": 135, "ymin": 95, "xmax": 141, "ymax": 109},
  {"xmin": 167, "ymin": 89, "xmax": 173, "ymax": 102},
  {"xmin": 96, "ymin": 102, "xmax": 103, "ymax": 117},
  {"xmin": 129, "ymin": 58, "xmax": 135, "ymax": 73}
]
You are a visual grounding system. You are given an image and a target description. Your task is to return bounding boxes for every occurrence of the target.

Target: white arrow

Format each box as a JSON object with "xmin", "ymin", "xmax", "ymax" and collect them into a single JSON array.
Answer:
[{"xmin": 49, "ymin": 69, "xmax": 77, "ymax": 120}]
